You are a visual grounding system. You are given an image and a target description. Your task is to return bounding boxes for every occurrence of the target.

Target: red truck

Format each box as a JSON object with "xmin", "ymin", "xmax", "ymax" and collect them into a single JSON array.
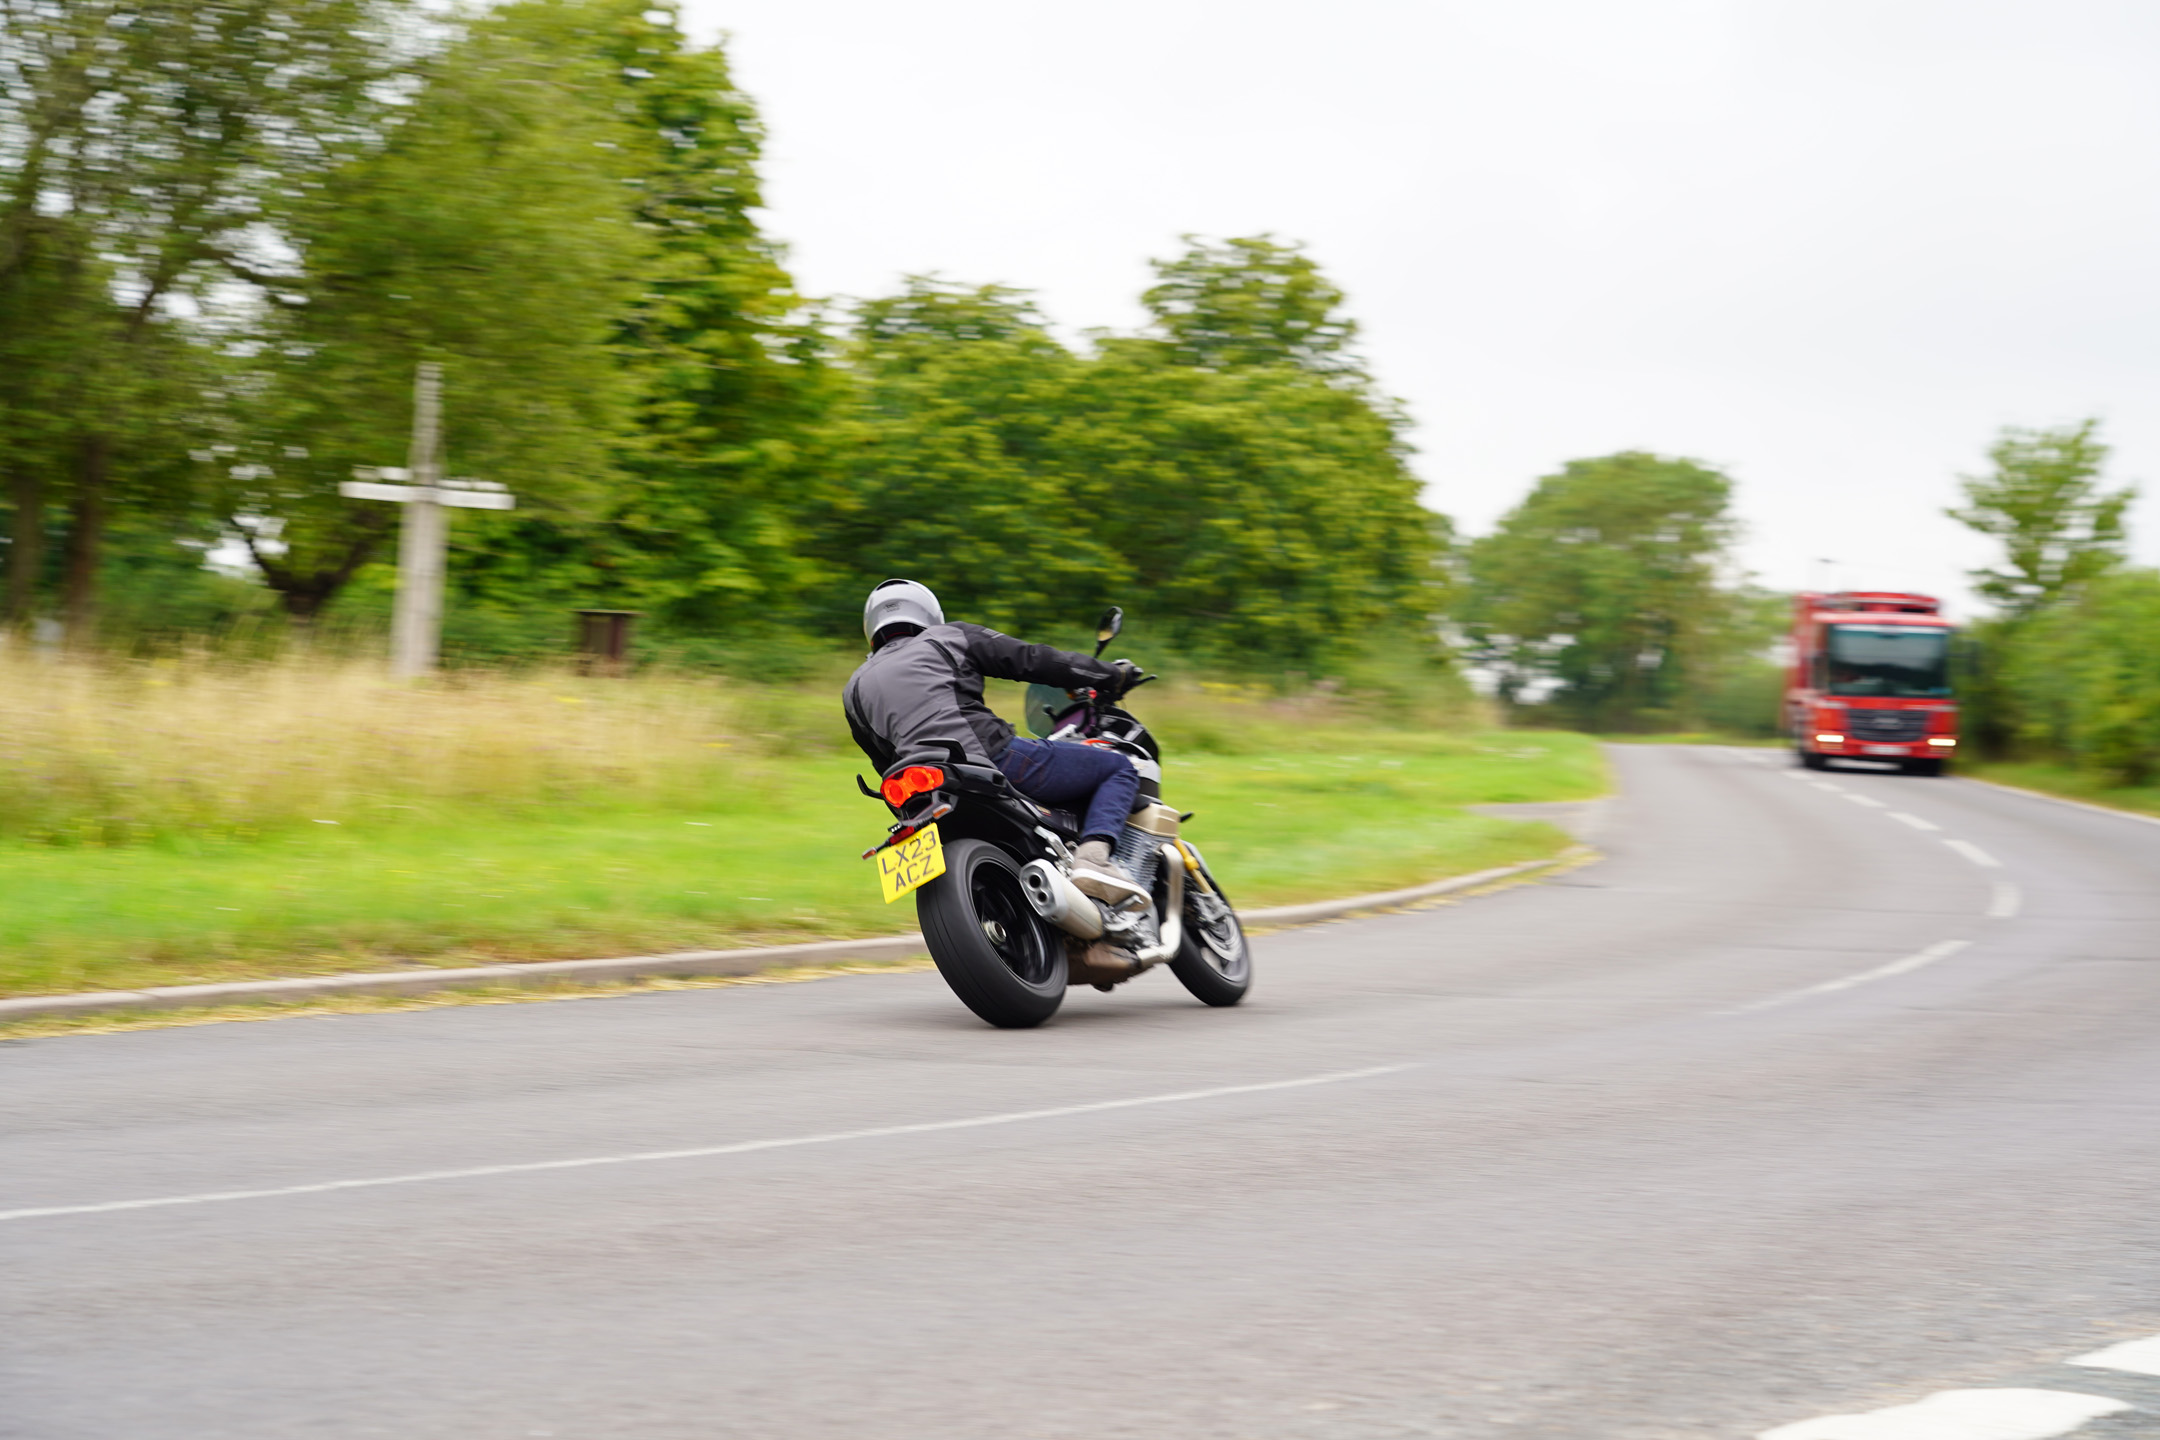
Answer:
[{"xmin": 1786, "ymin": 591, "xmax": 1959, "ymax": 775}]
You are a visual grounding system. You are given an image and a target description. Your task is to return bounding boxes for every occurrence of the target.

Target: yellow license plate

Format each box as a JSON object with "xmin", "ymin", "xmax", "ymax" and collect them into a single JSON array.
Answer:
[{"xmin": 875, "ymin": 823, "xmax": 947, "ymax": 904}]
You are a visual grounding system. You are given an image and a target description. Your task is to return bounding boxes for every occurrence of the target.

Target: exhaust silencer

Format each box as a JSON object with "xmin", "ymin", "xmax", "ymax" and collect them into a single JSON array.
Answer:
[{"xmin": 1019, "ymin": 859, "xmax": 1104, "ymax": 939}]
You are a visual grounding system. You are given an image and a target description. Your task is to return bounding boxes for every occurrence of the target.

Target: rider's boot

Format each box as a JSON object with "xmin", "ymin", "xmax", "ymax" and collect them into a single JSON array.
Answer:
[{"xmin": 1070, "ymin": 839, "xmax": 1147, "ymax": 905}]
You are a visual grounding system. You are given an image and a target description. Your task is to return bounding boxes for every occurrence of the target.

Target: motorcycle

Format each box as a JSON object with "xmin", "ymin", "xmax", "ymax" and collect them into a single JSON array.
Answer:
[{"xmin": 857, "ymin": 607, "xmax": 1252, "ymax": 1028}]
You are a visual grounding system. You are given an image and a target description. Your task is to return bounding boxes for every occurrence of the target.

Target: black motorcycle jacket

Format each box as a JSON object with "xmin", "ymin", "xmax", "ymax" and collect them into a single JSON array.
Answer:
[{"xmin": 843, "ymin": 622, "xmax": 1118, "ymax": 772}]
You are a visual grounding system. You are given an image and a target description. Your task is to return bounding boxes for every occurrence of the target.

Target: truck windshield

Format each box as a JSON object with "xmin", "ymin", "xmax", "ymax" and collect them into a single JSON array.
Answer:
[{"xmin": 1826, "ymin": 625, "xmax": 1951, "ymax": 698}]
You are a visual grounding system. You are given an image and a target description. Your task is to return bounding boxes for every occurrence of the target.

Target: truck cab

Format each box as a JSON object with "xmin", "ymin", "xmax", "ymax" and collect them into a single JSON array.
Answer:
[{"xmin": 1786, "ymin": 591, "xmax": 1959, "ymax": 776}]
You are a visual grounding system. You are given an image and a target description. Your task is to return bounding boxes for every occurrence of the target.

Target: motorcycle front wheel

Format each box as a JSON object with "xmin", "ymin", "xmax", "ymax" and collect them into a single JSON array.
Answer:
[
  {"xmin": 917, "ymin": 838, "xmax": 1068, "ymax": 1028},
  {"xmin": 1169, "ymin": 875, "xmax": 1251, "ymax": 1007}
]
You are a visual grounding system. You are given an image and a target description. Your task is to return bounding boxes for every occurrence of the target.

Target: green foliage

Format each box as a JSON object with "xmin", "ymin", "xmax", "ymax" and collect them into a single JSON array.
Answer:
[
  {"xmin": 1692, "ymin": 585, "xmax": 1790, "ymax": 738},
  {"xmin": 855, "ymin": 279, "xmax": 1061, "ymax": 358},
  {"xmin": 5, "ymin": 16, "xmax": 1452, "ymax": 680},
  {"xmin": 1948, "ymin": 419, "xmax": 2134, "ymax": 616},
  {"xmin": 223, "ymin": 0, "xmax": 652, "ymax": 617},
  {"xmin": 1697, "ymin": 657, "xmax": 1787, "ymax": 739},
  {"xmin": 1056, "ymin": 343, "xmax": 1436, "ymax": 665},
  {"xmin": 1464, "ymin": 451, "xmax": 1741, "ymax": 731},
  {"xmin": 1943, "ymin": 419, "xmax": 2156, "ymax": 791},
  {"xmin": 0, "ymin": 0, "xmax": 390, "ymax": 632},
  {"xmin": 808, "ymin": 270, "xmax": 1440, "ymax": 668},
  {"xmin": 453, "ymin": 1, "xmax": 843, "ymax": 630},
  {"xmin": 809, "ymin": 284, "xmax": 1112, "ymax": 636},
  {"xmin": 1994, "ymin": 568, "xmax": 2160, "ymax": 785},
  {"xmin": 1143, "ymin": 234, "xmax": 1362, "ymax": 374}
]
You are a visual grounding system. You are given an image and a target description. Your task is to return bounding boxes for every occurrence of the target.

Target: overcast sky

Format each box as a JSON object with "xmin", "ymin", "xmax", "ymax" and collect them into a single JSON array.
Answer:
[{"xmin": 675, "ymin": 0, "xmax": 2160, "ymax": 619}]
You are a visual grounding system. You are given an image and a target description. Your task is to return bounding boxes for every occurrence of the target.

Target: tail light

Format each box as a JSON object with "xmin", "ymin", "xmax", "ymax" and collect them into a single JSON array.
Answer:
[{"xmin": 881, "ymin": 765, "xmax": 946, "ymax": 806}]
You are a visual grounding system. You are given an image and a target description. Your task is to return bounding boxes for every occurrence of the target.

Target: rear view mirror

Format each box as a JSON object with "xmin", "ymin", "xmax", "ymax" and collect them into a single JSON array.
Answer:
[{"xmin": 1094, "ymin": 606, "xmax": 1123, "ymax": 656}]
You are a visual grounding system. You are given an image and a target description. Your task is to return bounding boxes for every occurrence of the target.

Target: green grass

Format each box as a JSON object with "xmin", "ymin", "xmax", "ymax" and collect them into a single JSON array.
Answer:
[
  {"xmin": 0, "ymin": 729, "xmax": 1602, "ymax": 998},
  {"xmin": 1962, "ymin": 760, "xmax": 2160, "ymax": 820}
]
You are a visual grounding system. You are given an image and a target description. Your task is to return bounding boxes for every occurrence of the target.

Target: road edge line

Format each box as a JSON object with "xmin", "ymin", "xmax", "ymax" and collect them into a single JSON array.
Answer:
[{"xmin": 1959, "ymin": 776, "xmax": 2160, "ymax": 828}]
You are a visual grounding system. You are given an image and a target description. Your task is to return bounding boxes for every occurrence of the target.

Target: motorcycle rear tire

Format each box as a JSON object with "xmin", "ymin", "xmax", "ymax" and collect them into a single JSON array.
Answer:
[{"xmin": 918, "ymin": 838, "xmax": 1068, "ymax": 1028}]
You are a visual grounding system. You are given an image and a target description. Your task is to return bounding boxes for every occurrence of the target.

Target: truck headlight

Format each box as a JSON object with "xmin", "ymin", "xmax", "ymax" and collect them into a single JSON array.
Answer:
[
  {"xmin": 1927, "ymin": 737, "xmax": 1957, "ymax": 747},
  {"xmin": 1814, "ymin": 733, "xmax": 1845, "ymax": 745}
]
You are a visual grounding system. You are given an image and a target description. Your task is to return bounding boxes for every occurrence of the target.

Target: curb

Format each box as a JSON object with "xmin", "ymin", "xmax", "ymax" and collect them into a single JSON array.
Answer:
[
  {"xmin": 1233, "ymin": 849, "xmax": 1589, "ymax": 928},
  {"xmin": 0, "ymin": 849, "xmax": 1590, "ymax": 1025}
]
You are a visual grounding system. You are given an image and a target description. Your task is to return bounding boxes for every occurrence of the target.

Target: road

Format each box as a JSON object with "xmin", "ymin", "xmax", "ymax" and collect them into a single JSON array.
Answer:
[{"xmin": 5, "ymin": 745, "xmax": 2160, "ymax": 1440}]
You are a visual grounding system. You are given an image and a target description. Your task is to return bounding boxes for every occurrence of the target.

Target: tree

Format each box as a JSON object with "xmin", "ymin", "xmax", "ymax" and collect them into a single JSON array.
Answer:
[
  {"xmin": 809, "ymin": 275, "xmax": 1440, "ymax": 666},
  {"xmin": 1055, "ymin": 342, "xmax": 1434, "ymax": 665},
  {"xmin": 440, "ymin": 1, "xmax": 844, "ymax": 636},
  {"xmin": 0, "ymin": 0, "xmax": 387, "ymax": 637},
  {"xmin": 1466, "ymin": 452, "xmax": 1737, "ymax": 731},
  {"xmin": 1142, "ymin": 235, "xmax": 1363, "ymax": 374},
  {"xmin": 1948, "ymin": 419, "xmax": 2134, "ymax": 616},
  {"xmin": 1999, "ymin": 568, "xmax": 2160, "ymax": 784},
  {"xmin": 217, "ymin": 0, "xmax": 649, "ymax": 619},
  {"xmin": 855, "ymin": 278, "xmax": 1061, "ymax": 360},
  {"xmin": 809, "ymin": 280, "xmax": 1115, "ymax": 637}
]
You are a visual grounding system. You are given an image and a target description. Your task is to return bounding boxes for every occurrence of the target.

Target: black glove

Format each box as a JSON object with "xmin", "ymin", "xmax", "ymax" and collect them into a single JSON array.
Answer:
[{"xmin": 1107, "ymin": 658, "xmax": 1143, "ymax": 697}]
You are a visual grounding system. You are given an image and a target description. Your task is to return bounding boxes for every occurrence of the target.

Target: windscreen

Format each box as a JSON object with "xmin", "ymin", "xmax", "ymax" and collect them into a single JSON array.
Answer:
[
  {"xmin": 1825, "ymin": 625, "xmax": 1951, "ymax": 698},
  {"xmin": 1024, "ymin": 682, "xmax": 1083, "ymax": 737}
]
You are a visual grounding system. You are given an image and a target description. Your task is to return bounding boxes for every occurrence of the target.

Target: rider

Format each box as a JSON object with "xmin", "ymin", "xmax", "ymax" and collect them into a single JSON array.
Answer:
[{"xmin": 844, "ymin": 578, "xmax": 1145, "ymax": 900}]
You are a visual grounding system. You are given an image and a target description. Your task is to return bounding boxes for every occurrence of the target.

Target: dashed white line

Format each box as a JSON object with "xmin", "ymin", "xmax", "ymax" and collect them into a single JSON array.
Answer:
[
  {"xmin": 2070, "ymin": 1332, "xmax": 2160, "ymax": 1377},
  {"xmin": 1887, "ymin": 811, "xmax": 1940, "ymax": 832},
  {"xmin": 1944, "ymin": 839, "xmax": 2001, "ymax": 868},
  {"xmin": 1841, "ymin": 793, "xmax": 1887, "ymax": 809},
  {"xmin": 1811, "ymin": 781, "xmax": 1845, "ymax": 793},
  {"xmin": 1723, "ymin": 940, "xmax": 1971, "ymax": 1016},
  {"xmin": 0, "ymin": 1064, "xmax": 1416, "ymax": 1225},
  {"xmin": 1986, "ymin": 881, "xmax": 2022, "ymax": 920},
  {"xmin": 1758, "ymin": 1387, "xmax": 2129, "ymax": 1440}
]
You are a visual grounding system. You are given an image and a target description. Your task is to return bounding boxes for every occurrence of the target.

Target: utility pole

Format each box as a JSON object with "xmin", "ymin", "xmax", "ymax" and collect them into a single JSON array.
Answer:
[{"xmin": 338, "ymin": 364, "xmax": 514, "ymax": 678}]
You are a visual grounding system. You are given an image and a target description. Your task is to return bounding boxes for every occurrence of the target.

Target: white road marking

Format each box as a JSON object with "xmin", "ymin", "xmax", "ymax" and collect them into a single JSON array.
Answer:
[
  {"xmin": 1986, "ymin": 882, "xmax": 2021, "ymax": 920},
  {"xmin": 1812, "ymin": 781, "xmax": 1846, "ymax": 793},
  {"xmin": 1723, "ymin": 940, "xmax": 1971, "ymax": 1016},
  {"xmin": 0, "ymin": 1064, "xmax": 1418, "ymax": 1225},
  {"xmin": 1758, "ymin": 1387, "xmax": 2129, "ymax": 1440},
  {"xmin": 1888, "ymin": 812, "xmax": 1940, "ymax": 831},
  {"xmin": 1842, "ymin": 793, "xmax": 1887, "ymax": 809},
  {"xmin": 1944, "ymin": 839, "xmax": 2002, "ymax": 868},
  {"xmin": 2069, "ymin": 1332, "xmax": 2160, "ymax": 1376}
]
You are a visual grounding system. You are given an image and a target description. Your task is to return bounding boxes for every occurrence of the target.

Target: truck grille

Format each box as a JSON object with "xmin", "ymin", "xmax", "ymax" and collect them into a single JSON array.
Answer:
[{"xmin": 1846, "ymin": 708, "xmax": 1929, "ymax": 742}]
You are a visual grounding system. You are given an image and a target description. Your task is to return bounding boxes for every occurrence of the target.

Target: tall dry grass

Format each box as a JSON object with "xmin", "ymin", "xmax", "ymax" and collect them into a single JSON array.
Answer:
[
  {"xmin": 0, "ymin": 651, "xmax": 848, "ymax": 846},
  {"xmin": 0, "ymin": 643, "xmax": 1482, "ymax": 847}
]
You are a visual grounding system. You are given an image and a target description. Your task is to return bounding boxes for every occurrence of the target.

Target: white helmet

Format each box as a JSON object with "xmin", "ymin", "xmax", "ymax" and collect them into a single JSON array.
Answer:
[{"xmin": 863, "ymin": 578, "xmax": 943, "ymax": 647}]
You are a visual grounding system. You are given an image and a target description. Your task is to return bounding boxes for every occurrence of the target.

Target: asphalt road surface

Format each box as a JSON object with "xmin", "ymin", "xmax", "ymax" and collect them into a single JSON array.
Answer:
[{"xmin": 6, "ymin": 745, "xmax": 2160, "ymax": 1440}]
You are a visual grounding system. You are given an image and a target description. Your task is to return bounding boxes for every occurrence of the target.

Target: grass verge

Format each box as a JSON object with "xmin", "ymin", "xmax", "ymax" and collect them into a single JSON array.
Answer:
[
  {"xmin": 1961, "ymin": 760, "xmax": 2160, "ymax": 821},
  {"xmin": 0, "ymin": 727, "xmax": 1603, "ymax": 998}
]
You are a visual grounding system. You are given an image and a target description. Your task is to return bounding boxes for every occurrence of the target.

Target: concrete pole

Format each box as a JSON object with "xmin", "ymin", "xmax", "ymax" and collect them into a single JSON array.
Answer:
[{"xmin": 390, "ymin": 364, "xmax": 444, "ymax": 679}]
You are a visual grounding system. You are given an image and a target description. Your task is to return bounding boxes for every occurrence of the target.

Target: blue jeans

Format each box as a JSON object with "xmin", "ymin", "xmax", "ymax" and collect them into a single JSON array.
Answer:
[{"xmin": 998, "ymin": 737, "xmax": 1139, "ymax": 844}]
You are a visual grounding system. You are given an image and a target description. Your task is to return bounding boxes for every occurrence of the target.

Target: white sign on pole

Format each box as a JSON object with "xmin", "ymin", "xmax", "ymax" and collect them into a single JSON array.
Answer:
[{"xmin": 336, "ymin": 364, "xmax": 515, "ymax": 678}]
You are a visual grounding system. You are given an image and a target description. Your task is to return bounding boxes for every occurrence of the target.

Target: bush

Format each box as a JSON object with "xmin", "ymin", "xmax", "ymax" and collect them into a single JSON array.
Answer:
[{"xmin": 1999, "ymin": 569, "xmax": 2160, "ymax": 785}]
